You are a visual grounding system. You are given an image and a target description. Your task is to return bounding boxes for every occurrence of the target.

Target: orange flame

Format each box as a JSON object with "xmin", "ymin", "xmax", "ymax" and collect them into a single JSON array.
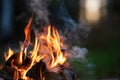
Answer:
[
  {"xmin": 24, "ymin": 17, "xmax": 33, "ymax": 45},
  {"xmin": 39, "ymin": 26, "xmax": 67, "ymax": 69},
  {"xmin": 19, "ymin": 17, "xmax": 33, "ymax": 65},
  {"xmin": 4, "ymin": 17, "xmax": 67, "ymax": 79}
]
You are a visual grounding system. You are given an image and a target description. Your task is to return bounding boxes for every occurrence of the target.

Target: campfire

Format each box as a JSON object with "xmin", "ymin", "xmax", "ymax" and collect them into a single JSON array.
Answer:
[{"xmin": 0, "ymin": 17, "xmax": 76, "ymax": 80}]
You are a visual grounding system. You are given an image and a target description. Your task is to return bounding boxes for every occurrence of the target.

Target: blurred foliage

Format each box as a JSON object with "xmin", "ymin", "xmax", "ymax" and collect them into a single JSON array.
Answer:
[{"xmin": 70, "ymin": 39, "xmax": 120, "ymax": 80}]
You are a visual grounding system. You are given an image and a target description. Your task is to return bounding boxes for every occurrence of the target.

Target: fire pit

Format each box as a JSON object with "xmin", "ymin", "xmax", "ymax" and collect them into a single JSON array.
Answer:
[{"xmin": 0, "ymin": 17, "xmax": 76, "ymax": 80}]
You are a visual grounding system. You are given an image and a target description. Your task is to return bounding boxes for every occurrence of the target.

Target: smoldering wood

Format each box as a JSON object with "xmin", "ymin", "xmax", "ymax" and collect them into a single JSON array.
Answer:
[
  {"xmin": 26, "ymin": 60, "xmax": 76, "ymax": 80},
  {"xmin": 26, "ymin": 60, "xmax": 46, "ymax": 80},
  {"xmin": 43, "ymin": 67, "xmax": 76, "ymax": 80}
]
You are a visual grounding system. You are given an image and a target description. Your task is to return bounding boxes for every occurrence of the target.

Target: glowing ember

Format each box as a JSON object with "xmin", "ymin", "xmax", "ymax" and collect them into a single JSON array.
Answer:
[{"xmin": 4, "ymin": 17, "xmax": 67, "ymax": 80}]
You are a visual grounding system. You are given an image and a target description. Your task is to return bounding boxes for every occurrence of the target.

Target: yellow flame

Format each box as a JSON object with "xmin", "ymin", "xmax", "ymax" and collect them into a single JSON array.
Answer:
[
  {"xmin": 4, "ymin": 48, "xmax": 14, "ymax": 61},
  {"xmin": 39, "ymin": 26, "xmax": 67, "ymax": 68}
]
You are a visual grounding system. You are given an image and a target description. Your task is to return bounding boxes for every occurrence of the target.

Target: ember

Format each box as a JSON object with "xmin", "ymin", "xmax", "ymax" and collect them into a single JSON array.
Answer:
[{"xmin": 0, "ymin": 17, "xmax": 75, "ymax": 80}]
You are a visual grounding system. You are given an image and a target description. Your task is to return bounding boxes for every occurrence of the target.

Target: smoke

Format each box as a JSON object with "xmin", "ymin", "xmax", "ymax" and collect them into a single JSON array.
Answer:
[
  {"xmin": 27, "ymin": 0, "xmax": 52, "ymax": 29},
  {"xmin": 56, "ymin": 1, "xmax": 90, "ymax": 60},
  {"xmin": 27, "ymin": 0, "xmax": 91, "ymax": 42},
  {"xmin": 27, "ymin": 0, "xmax": 91, "ymax": 60},
  {"xmin": 56, "ymin": 1, "xmax": 91, "ymax": 47},
  {"xmin": 69, "ymin": 46, "xmax": 88, "ymax": 60}
]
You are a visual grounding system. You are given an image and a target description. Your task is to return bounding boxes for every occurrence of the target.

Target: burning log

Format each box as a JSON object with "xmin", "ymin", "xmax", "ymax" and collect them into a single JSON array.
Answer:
[
  {"xmin": 0, "ymin": 60, "xmax": 76, "ymax": 80},
  {"xmin": 0, "ymin": 66, "xmax": 76, "ymax": 80},
  {"xmin": 43, "ymin": 66, "xmax": 76, "ymax": 80}
]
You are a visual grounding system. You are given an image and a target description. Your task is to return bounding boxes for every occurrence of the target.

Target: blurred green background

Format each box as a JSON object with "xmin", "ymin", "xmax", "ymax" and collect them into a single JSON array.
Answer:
[{"xmin": 70, "ymin": 0, "xmax": 120, "ymax": 79}]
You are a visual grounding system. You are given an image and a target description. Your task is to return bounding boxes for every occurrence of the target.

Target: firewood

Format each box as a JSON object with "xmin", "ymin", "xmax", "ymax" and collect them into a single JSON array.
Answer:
[
  {"xmin": 5, "ymin": 53, "xmax": 31, "ymax": 68},
  {"xmin": 26, "ymin": 60, "xmax": 46, "ymax": 80}
]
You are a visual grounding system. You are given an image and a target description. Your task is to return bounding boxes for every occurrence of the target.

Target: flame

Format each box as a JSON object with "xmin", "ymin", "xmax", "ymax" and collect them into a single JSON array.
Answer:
[
  {"xmin": 4, "ymin": 48, "xmax": 14, "ymax": 61},
  {"xmin": 4, "ymin": 17, "xmax": 67, "ymax": 79},
  {"xmin": 24, "ymin": 17, "xmax": 33, "ymax": 45},
  {"xmin": 18, "ymin": 17, "xmax": 33, "ymax": 65},
  {"xmin": 38, "ymin": 26, "xmax": 67, "ymax": 69}
]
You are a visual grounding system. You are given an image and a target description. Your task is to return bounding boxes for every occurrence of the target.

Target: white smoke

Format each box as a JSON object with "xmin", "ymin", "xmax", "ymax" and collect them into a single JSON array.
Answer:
[
  {"xmin": 27, "ymin": 0, "xmax": 90, "ymax": 60},
  {"xmin": 27, "ymin": 0, "xmax": 52, "ymax": 28},
  {"xmin": 69, "ymin": 46, "xmax": 88, "ymax": 60}
]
